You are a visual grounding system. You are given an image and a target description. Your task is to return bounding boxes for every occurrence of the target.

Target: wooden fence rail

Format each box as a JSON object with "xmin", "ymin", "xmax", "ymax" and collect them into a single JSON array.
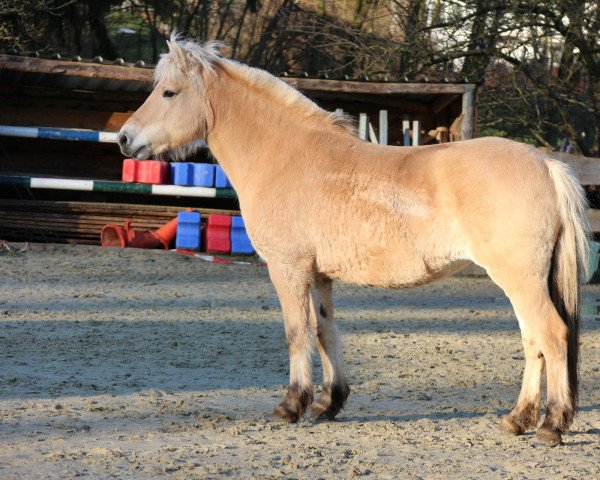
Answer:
[
  {"xmin": 546, "ymin": 152, "xmax": 600, "ymax": 232},
  {"xmin": 547, "ymin": 152, "xmax": 600, "ymax": 186}
]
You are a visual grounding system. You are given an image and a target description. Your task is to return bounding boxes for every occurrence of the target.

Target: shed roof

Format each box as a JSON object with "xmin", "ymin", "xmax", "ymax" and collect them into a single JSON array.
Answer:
[
  {"xmin": 0, "ymin": 52, "xmax": 474, "ymax": 99},
  {"xmin": 0, "ymin": 52, "xmax": 476, "ymax": 141}
]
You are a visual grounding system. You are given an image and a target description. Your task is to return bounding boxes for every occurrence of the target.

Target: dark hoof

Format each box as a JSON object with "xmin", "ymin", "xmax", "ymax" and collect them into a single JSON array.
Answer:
[
  {"xmin": 533, "ymin": 427, "xmax": 562, "ymax": 447},
  {"xmin": 273, "ymin": 403, "xmax": 301, "ymax": 423},
  {"xmin": 272, "ymin": 384, "xmax": 313, "ymax": 423},
  {"xmin": 499, "ymin": 403, "xmax": 539, "ymax": 436},
  {"xmin": 310, "ymin": 398, "xmax": 337, "ymax": 420},
  {"xmin": 309, "ymin": 382, "xmax": 350, "ymax": 420},
  {"xmin": 499, "ymin": 416, "xmax": 525, "ymax": 436}
]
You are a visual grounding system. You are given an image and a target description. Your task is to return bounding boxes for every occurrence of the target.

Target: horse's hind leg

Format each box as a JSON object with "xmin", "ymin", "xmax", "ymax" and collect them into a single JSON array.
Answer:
[
  {"xmin": 500, "ymin": 282, "xmax": 572, "ymax": 446},
  {"xmin": 499, "ymin": 325, "xmax": 544, "ymax": 435},
  {"xmin": 268, "ymin": 262, "xmax": 314, "ymax": 423},
  {"xmin": 308, "ymin": 274, "xmax": 350, "ymax": 420}
]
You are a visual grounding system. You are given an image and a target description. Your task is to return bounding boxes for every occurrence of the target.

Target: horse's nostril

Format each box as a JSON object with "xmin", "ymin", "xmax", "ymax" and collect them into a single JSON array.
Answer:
[{"xmin": 118, "ymin": 133, "xmax": 128, "ymax": 146}]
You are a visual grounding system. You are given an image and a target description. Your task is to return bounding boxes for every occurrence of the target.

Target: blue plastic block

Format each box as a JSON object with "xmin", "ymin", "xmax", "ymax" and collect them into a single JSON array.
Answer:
[
  {"xmin": 176, "ymin": 211, "xmax": 202, "ymax": 250},
  {"xmin": 171, "ymin": 163, "xmax": 194, "ymax": 186},
  {"xmin": 230, "ymin": 216, "xmax": 254, "ymax": 254},
  {"xmin": 215, "ymin": 165, "xmax": 232, "ymax": 188},
  {"xmin": 193, "ymin": 163, "xmax": 215, "ymax": 187}
]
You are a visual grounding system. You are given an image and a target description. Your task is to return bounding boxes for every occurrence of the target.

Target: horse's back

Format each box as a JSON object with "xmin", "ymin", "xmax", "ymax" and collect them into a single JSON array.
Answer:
[{"xmin": 312, "ymin": 137, "xmax": 560, "ymax": 286}]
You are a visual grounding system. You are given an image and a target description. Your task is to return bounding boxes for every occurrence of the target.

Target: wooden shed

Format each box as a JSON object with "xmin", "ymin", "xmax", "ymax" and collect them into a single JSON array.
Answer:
[{"xmin": 0, "ymin": 53, "xmax": 476, "ymax": 245}]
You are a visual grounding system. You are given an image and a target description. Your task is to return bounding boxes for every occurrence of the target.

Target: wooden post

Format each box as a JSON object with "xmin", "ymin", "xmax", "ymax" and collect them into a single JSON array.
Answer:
[
  {"xmin": 379, "ymin": 110, "xmax": 388, "ymax": 145},
  {"xmin": 461, "ymin": 85, "xmax": 475, "ymax": 140},
  {"xmin": 368, "ymin": 122, "xmax": 379, "ymax": 144},
  {"xmin": 359, "ymin": 113, "xmax": 368, "ymax": 140},
  {"xmin": 412, "ymin": 120, "xmax": 420, "ymax": 146},
  {"xmin": 436, "ymin": 126, "xmax": 449, "ymax": 143},
  {"xmin": 402, "ymin": 114, "xmax": 410, "ymax": 146}
]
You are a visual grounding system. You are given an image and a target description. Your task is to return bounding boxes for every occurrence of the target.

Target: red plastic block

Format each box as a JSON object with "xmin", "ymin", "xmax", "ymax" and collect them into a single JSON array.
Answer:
[
  {"xmin": 122, "ymin": 159, "xmax": 169, "ymax": 184},
  {"xmin": 121, "ymin": 159, "xmax": 138, "ymax": 182},
  {"xmin": 206, "ymin": 214, "xmax": 232, "ymax": 254},
  {"xmin": 138, "ymin": 160, "xmax": 169, "ymax": 184}
]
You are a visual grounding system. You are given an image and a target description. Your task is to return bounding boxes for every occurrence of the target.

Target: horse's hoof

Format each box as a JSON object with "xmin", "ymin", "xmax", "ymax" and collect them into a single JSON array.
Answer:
[
  {"xmin": 499, "ymin": 416, "xmax": 524, "ymax": 436},
  {"xmin": 272, "ymin": 384, "xmax": 313, "ymax": 423},
  {"xmin": 309, "ymin": 401, "xmax": 326, "ymax": 419},
  {"xmin": 273, "ymin": 399, "xmax": 304, "ymax": 423},
  {"xmin": 309, "ymin": 400, "xmax": 337, "ymax": 421},
  {"xmin": 532, "ymin": 427, "xmax": 562, "ymax": 447},
  {"xmin": 273, "ymin": 404, "xmax": 301, "ymax": 423},
  {"xmin": 309, "ymin": 383, "xmax": 350, "ymax": 420}
]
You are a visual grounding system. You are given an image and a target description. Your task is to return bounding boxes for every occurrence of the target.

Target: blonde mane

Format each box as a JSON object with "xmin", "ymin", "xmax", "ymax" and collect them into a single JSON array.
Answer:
[{"xmin": 154, "ymin": 34, "xmax": 356, "ymax": 136}]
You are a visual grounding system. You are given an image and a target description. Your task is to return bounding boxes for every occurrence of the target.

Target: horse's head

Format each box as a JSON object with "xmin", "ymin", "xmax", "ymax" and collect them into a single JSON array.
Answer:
[{"xmin": 118, "ymin": 35, "xmax": 218, "ymax": 160}]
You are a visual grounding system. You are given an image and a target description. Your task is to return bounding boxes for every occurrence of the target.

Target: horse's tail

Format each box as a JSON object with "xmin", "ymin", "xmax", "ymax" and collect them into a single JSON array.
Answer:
[{"xmin": 545, "ymin": 158, "xmax": 590, "ymax": 410}]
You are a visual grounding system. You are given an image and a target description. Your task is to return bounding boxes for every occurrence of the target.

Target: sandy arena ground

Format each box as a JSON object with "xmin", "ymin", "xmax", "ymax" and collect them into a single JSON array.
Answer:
[{"xmin": 1, "ymin": 243, "xmax": 599, "ymax": 479}]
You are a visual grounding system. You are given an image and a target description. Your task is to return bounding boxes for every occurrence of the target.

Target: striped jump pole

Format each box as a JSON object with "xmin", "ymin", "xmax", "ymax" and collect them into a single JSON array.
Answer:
[
  {"xmin": 0, "ymin": 175, "xmax": 237, "ymax": 199},
  {"xmin": 0, "ymin": 125, "xmax": 207, "ymax": 148},
  {"xmin": 0, "ymin": 125, "xmax": 119, "ymax": 143}
]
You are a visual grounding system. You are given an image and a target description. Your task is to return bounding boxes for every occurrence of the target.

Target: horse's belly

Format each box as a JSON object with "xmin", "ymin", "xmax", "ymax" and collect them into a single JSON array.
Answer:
[
  {"xmin": 326, "ymin": 260, "xmax": 467, "ymax": 288},
  {"xmin": 318, "ymin": 239, "xmax": 469, "ymax": 288}
]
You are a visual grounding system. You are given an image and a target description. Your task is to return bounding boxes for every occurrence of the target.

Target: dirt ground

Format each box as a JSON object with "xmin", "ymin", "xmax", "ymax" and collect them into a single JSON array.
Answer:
[{"xmin": 1, "ymin": 243, "xmax": 599, "ymax": 479}]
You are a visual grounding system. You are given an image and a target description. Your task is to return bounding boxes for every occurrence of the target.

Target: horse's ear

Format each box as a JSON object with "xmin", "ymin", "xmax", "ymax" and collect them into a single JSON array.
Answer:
[
  {"xmin": 166, "ymin": 38, "xmax": 189, "ymax": 71},
  {"xmin": 166, "ymin": 31, "xmax": 181, "ymax": 54}
]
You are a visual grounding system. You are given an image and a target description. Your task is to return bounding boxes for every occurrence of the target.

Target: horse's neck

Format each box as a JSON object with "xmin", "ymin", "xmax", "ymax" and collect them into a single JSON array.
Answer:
[{"xmin": 205, "ymin": 71, "xmax": 342, "ymax": 194}]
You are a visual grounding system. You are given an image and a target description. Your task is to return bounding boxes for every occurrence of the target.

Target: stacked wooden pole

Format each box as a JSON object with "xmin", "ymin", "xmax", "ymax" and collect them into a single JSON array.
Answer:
[{"xmin": 0, "ymin": 200, "xmax": 240, "ymax": 245}]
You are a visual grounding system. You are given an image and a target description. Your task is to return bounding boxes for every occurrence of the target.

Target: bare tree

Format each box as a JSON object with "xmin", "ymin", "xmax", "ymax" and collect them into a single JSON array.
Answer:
[
  {"xmin": 413, "ymin": 0, "xmax": 600, "ymax": 155},
  {"xmin": 0, "ymin": 0, "xmax": 62, "ymax": 51}
]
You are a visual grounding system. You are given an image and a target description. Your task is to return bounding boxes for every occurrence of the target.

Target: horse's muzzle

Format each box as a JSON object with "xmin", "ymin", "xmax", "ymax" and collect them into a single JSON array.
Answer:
[
  {"xmin": 117, "ymin": 129, "xmax": 134, "ymax": 156},
  {"xmin": 117, "ymin": 127, "xmax": 150, "ymax": 159}
]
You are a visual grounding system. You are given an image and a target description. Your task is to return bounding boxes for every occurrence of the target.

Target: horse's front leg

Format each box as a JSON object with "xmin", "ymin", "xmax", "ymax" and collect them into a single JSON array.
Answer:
[
  {"xmin": 268, "ymin": 262, "xmax": 314, "ymax": 423},
  {"xmin": 309, "ymin": 274, "xmax": 350, "ymax": 420}
]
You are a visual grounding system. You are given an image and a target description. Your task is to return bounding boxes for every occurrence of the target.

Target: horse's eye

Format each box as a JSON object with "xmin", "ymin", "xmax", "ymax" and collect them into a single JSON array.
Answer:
[{"xmin": 163, "ymin": 90, "xmax": 177, "ymax": 98}]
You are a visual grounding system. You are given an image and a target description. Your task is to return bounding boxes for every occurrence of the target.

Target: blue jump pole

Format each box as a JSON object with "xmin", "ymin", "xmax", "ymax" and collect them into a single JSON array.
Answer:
[{"xmin": 0, "ymin": 125, "xmax": 119, "ymax": 143}]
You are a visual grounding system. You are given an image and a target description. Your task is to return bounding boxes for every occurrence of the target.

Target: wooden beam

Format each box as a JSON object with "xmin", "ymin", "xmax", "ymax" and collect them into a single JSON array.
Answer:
[
  {"xmin": 0, "ymin": 199, "xmax": 241, "ymax": 245},
  {"xmin": 1, "ymin": 55, "xmax": 474, "ymax": 96},
  {"xmin": 0, "ymin": 54, "xmax": 154, "ymax": 83},
  {"xmin": 547, "ymin": 152, "xmax": 600, "ymax": 185},
  {"xmin": 0, "ymin": 106, "xmax": 132, "ymax": 131},
  {"xmin": 0, "ymin": 84, "xmax": 148, "ymax": 103},
  {"xmin": 283, "ymin": 77, "xmax": 472, "ymax": 95},
  {"xmin": 0, "ymin": 199, "xmax": 239, "ymax": 216},
  {"xmin": 0, "ymin": 84, "xmax": 147, "ymax": 107}
]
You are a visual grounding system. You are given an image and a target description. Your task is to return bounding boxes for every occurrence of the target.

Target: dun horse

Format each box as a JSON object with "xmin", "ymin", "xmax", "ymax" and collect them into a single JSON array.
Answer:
[{"xmin": 118, "ymin": 36, "xmax": 590, "ymax": 446}]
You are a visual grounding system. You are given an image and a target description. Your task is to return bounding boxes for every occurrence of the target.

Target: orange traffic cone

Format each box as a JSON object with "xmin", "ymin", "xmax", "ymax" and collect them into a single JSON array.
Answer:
[
  {"xmin": 101, "ymin": 223, "xmax": 128, "ymax": 247},
  {"xmin": 126, "ymin": 217, "xmax": 178, "ymax": 250},
  {"xmin": 101, "ymin": 216, "xmax": 178, "ymax": 250}
]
